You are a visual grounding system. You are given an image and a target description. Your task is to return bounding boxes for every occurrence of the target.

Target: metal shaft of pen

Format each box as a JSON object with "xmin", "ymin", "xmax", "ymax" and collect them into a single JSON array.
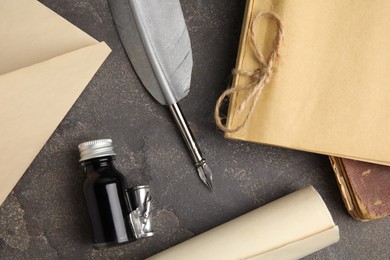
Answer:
[{"xmin": 169, "ymin": 103, "xmax": 213, "ymax": 190}]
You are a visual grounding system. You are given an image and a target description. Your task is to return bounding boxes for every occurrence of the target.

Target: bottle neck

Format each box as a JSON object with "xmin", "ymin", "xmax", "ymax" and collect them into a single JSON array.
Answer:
[{"xmin": 81, "ymin": 156, "xmax": 116, "ymax": 173}]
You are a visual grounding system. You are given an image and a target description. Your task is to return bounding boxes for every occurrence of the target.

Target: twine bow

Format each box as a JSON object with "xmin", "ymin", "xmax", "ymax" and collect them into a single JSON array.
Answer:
[{"xmin": 215, "ymin": 11, "xmax": 284, "ymax": 133}]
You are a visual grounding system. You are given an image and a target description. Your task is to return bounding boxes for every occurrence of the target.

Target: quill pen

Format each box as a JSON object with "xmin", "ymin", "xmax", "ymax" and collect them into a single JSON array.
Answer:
[{"xmin": 108, "ymin": 0, "xmax": 213, "ymax": 189}]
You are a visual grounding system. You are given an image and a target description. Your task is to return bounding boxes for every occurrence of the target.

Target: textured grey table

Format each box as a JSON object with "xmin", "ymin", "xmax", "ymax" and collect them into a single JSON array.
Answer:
[{"xmin": 1, "ymin": 1, "xmax": 389, "ymax": 259}]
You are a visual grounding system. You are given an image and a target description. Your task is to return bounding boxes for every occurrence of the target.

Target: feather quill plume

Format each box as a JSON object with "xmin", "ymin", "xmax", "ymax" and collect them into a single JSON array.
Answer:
[
  {"xmin": 108, "ymin": 0, "xmax": 213, "ymax": 189},
  {"xmin": 108, "ymin": 0, "xmax": 192, "ymax": 105}
]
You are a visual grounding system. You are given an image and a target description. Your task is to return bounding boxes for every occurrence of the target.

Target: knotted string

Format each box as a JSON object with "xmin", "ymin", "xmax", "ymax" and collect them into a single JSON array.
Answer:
[{"xmin": 214, "ymin": 11, "xmax": 284, "ymax": 133}]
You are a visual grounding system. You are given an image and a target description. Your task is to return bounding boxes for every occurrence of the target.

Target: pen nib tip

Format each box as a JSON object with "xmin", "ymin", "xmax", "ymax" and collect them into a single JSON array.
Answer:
[{"xmin": 197, "ymin": 162, "xmax": 213, "ymax": 191}]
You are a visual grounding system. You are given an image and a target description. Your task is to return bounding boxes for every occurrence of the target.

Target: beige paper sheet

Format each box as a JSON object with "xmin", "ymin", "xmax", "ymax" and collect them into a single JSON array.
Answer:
[
  {"xmin": 0, "ymin": 0, "xmax": 111, "ymax": 206},
  {"xmin": 149, "ymin": 186, "xmax": 339, "ymax": 260},
  {"xmin": 226, "ymin": 0, "xmax": 390, "ymax": 166}
]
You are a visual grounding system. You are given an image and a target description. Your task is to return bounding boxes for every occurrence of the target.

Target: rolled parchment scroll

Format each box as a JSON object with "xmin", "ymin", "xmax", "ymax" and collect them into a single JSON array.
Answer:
[{"xmin": 149, "ymin": 186, "xmax": 339, "ymax": 260}]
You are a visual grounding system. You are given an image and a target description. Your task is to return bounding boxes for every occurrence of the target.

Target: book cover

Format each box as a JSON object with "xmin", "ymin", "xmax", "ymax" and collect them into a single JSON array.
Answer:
[{"xmin": 330, "ymin": 157, "xmax": 390, "ymax": 220}]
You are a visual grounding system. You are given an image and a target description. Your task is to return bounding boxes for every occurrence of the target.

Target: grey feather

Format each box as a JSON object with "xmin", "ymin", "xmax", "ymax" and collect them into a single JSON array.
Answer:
[{"xmin": 108, "ymin": 0, "xmax": 193, "ymax": 105}]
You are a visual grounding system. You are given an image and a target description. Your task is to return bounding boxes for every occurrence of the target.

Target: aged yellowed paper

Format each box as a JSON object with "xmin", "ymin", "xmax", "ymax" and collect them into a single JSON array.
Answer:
[{"xmin": 227, "ymin": 0, "xmax": 390, "ymax": 166}]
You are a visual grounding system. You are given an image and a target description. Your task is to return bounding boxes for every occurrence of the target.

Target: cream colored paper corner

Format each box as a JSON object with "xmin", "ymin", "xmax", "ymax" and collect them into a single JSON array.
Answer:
[
  {"xmin": 0, "ymin": 0, "xmax": 97, "ymax": 74},
  {"xmin": 0, "ymin": 0, "xmax": 111, "ymax": 206}
]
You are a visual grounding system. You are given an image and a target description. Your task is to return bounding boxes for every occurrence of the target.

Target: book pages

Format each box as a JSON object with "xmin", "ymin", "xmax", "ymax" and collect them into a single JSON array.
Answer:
[{"xmin": 226, "ymin": 0, "xmax": 390, "ymax": 166}]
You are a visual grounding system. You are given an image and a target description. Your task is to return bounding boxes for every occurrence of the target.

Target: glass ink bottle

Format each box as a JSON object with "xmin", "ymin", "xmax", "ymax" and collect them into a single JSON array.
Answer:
[{"xmin": 78, "ymin": 139, "xmax": 153, "ymax": 247}]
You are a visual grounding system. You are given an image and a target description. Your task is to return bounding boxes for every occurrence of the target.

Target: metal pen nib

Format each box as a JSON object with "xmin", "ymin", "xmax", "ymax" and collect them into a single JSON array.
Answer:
[
  {"xmin": 169, "ymin": 103, "xmax": 213, "ymax": 190},
  {"xmin": 197, "ymin": 162, "xmax": 213, "ymax": 190}
]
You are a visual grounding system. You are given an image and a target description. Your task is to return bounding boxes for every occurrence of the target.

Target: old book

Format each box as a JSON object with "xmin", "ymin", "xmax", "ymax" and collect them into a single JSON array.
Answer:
[
  {"xmin": 224, "ymin": 0, "xmax": 390, "ymax": 166},
  {"xmin": 330, "ymin": 157, "xmax": 390, "ymax": 220}
]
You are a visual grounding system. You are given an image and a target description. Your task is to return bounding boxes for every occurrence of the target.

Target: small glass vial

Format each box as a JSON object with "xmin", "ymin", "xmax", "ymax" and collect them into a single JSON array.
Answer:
[{"xmin": 78, "ymin": 139, "xmax": 142, "ymax": 247}]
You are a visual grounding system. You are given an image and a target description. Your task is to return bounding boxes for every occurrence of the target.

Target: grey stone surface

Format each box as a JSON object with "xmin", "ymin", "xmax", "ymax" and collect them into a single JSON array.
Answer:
[{"xmin": 1, "ymin": 0, "xmax": 389, "ymax": 259}]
